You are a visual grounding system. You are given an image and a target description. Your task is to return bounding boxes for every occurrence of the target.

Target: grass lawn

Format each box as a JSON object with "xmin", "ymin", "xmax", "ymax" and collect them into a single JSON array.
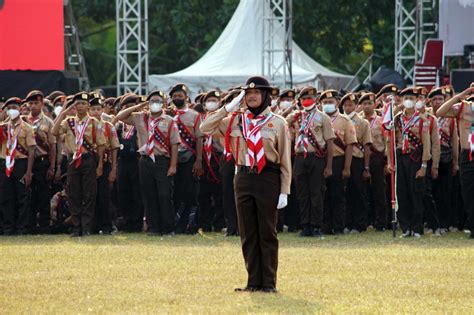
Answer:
[{"xmin": 1, "ymin": 230, "xmax": 473, "ymax": 313}]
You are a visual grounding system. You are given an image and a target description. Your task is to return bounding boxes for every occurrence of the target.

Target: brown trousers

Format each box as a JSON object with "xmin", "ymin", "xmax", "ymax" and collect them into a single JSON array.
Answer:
[
  {"xmin": 234, "ymin": 170, "xmax": 280, "ymax": 288},
  {"xmin": 67, "ymin": 154, "xmax": 97, "ymax": 233}
]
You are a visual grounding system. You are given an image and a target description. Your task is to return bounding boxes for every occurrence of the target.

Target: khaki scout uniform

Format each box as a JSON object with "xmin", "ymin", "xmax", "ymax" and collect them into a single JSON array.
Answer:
[
  {"xmin": 324, "ymin": 111, "xmax": 357, "ymax": 234},
  {"xmin": 345, "ymin": 112, "xmax": 372, "ymax": 232},
  {"xmin": 286, "ymin": 108, "xmax": 334, "ymax": 232},
  {"xmin": 123, "ymin": 111, "xmax": 181, "ymax": 234},
  {"xmin": 0, "ymin": 119, "xmax": 36, "ymax": 234},
  {"xmin": 25, "ymin": 112, "xmax": 57, "ymax": 232},
  {"xmin": 438, "ymin": 100, "xmax": 474, "ymax": 235},
  {"xmin": 391, "ymin": 110, "xmax": 431, "ymax": 235},
  {"xmin": 201, "ymin": 105, "xmax": 291, "ymax": 289},
  {"xmin": 58, "ymin": 115, "xmax": 106, "ymax": 234}
]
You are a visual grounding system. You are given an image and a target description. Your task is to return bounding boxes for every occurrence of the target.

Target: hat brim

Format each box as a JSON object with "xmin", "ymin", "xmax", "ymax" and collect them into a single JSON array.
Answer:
[{"xmin": 242, "ymin": 85, "xmax": 274, "ymax": 91}]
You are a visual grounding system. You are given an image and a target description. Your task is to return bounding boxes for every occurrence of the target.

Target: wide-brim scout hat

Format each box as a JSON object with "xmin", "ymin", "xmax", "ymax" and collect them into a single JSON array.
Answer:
[
  {"xmin": 25, "ymin": 90, "xmax": 44, "ymax": 102},
  {"xmin": 2, "ymin": 97, "xmax": 22, "ymax": 109},
  {"xmin": 340, "ymin": 92, "xmax": 358, "ymax": 105},
  {"xmin": 428, "ymin": 87, "xmax": 445, "ymax": 99},
  {"xmin": 399, "ymin": 87, "xmax": 419, "ymax": 97},
  {"xmin": 358, "ymin": 92, "xmax": 376, "ymax": 104},
  {"xmin": 319, "ymin": 89, "xmax": 339, "ymax": 102},
  {"xmin": 169, "ymin": 83, "xmax": 189, "ymax": 97},
  {"xmin": 242, "ymin": 76, "xmax": 274, "ymax": 92},
  {"xmin": 280, "ymin": 89, "xmax": 296, "ymax": 99},
  {"xmin": 376, "ymin": 84, "xmax": 398, "ymax": 98},
  {"xmin": 202, "ymin": 90, "xmax": 221, "ymax": 102}
]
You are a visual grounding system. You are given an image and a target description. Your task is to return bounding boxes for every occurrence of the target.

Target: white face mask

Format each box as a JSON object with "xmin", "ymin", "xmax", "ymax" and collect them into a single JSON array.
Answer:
[
  {"xmin": 7, "ymin": 109, "xmax": 20, "ymax": 120},
  {"xmin": 403, "ymin": 100, "xmax": 414, "ymax": 109},
  {"xmin": 322, "ymin": 103, "xmax": 336, "ymax": 114},
  {"xmin": 205, "ymin": 101, "xmax": 219, "ymax": 112},
  {"xmin": 271, "ymin": 99, "xmax": 278, "ymax": 107},
  {"xmin": 415, "ymin": 100, "xmax": 425, "ymax": 110},
  {"xmin": 150, "ymin": 102, "xmax": 163, "ymax": 113},
  {"xmin": 53, "ymin": 106, "xmax": 62, "ymax": 117},
  {"xmin": 279, "ymin": 101, "xmax": 292, "ymax": 110}
]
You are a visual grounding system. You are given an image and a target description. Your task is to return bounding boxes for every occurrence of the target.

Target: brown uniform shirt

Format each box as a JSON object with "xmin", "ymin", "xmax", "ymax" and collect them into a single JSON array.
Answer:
[
  {"xmin": 436, "ymin": 115, "xmax": 459, "ymax": 164},
  {"xmin": 200, "ymin": 106, "xmax": 292, "ymax": 195},
  {"xmin": 0, "ymin": 119, "xmax": 36, "ymax": 159},
  {"xmin": 391, "ymin": 111, "xmax": 431, "ymax": 162},
  {"xmin": 286, "ymin": 109, "xmax": 335, "ymax": 154},
  {"xmin": 328, "ymin": 111, "xmax": 357, "ymax": 157},
  {"xmin": 123, "ymin": 111, "xmax": 181, "ymax": 158},
  {"xmin": 439, "ymin": 101, "xmax": 473, "ymax": 151},
  {"xmin": 58, "ymin": 115, "xmax": 107, "ymax": 155},
  {"xmin": 173, "ymin": 108, "xmax": 203, "ymax": 152},
  {"xmin": 420, "ymin": 111, "xmax": 441, "ymax": 169},
  {"xmin": 348, "ymin": 112, "xmax": 372, "ymax": 158},
  {"xmin": 361, "ymin": 112, "xmax": 386, "ymax": 154},
  {"xmin": 103, "ymin": 121, "xmax": 121, "ymax": 152},
  {"xmin": 24, "ymin": 113, "xmax": 56, "ymax": 157}
]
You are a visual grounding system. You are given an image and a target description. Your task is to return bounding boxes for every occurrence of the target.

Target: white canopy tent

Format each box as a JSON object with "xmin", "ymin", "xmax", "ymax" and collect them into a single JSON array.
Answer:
[{"xmin": 149, "ymin": 0, "xmax": 355, "ymax": 95}]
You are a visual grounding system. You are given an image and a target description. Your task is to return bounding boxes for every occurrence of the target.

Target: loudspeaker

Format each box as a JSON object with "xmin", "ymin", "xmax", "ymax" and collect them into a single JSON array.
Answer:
[{"xmin": 451, "ymin": 69, "xmax": 474, "ymax": 92}]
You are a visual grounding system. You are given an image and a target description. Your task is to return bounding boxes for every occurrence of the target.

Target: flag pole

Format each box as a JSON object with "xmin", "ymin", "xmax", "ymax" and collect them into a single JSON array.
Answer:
[{"xmin": 389, "ymin": 96, "xmax": 398, "ymax": 238}]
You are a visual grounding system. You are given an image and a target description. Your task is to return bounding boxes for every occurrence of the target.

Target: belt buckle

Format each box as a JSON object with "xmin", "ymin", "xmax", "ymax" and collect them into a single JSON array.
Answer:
[{"xmin": 248, "ymin": 167, "xmax": 257, "ymax": 174}]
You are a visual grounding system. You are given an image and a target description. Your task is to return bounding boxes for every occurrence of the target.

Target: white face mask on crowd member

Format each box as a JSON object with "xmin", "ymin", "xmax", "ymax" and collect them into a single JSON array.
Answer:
[
  {"xmin": 279, "ymin": 100, "xmax": 292, "ymax": 110},
  {"xmin": 205, "ymin": 101, "xmax": 219, "ymax": 112},
  {"xmin": 7, "ymin": 108, "xmax": 20, "ymax": 120},
  {"xmin": 149, "ymin": 102, "xmax": 163, "ymax": 113},
  {"xmin": 322, "ymin": 103, "xmax": 336, "ymax": 114},
  {"xmin": 403, "ymin": 99, "xmax": 414, "ymax": 109},
  {"xmin": 415, "ymin": 100, "xmax": 425, "ymax": 110}
]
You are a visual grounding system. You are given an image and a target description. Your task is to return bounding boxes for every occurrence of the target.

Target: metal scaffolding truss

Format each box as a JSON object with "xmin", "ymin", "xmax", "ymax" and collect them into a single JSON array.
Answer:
[
  {"xmin": 262, "ymin": 0, "xmax": 293, "ymax": 88},
  {"xmin": 394, "ymin": 0, "xmax": 437, "ymax": 83},
  {"xmin": 64, "ymin": 0, "xmax": 90, "ymax": 91},
  {"xmin": 116, "ymin": 0, "xmax": 149, "ymax": 95}
]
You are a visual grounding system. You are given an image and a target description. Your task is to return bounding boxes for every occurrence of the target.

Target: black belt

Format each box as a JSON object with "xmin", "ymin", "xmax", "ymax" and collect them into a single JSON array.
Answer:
[
  {"xmin": 141, "ymin": 154, "xmax": 170, "ymax": 161},
  {"xmin": 67, "ymin": 152, "xmax": 94, "ymax": 161},
  {"xmin": 236, "ymin": 162, "xmax": 280, "ymax": 174},
  {"xmin": 295, "ymin": 152, "xmax": 325, "ymax": 158},
  {"xmin": 35, "ymin": 155, "xmax": 49, "ymax": 162}
]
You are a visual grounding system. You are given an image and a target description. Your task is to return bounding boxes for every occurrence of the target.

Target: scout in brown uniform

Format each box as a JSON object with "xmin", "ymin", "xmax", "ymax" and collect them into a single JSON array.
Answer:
[
  {"xmin": 24, "ymin": 90, "xmax": 57, "ymax": 234},
  {"xmin": 436, "ymin": 85, "xmax": 474, "ymax": 239},
  {"xmin": 115, "ymin": 90, "xmax": 180, "ymax": 235},
  {"xmin": 89, "ymin": 95, "xmax": 120, "ymax": 234},
  {"xmin": 168, "ymin": 84, "xmax": 203, "ymax": 234},
  {"xmin": 320, "ymin": 90, "xmax": 357, "ymax": 235},
  {"xmin": 0, "ymin": 97, "xmax": 36, "ymax": 235},
  {"xmin": 52, "ymin": 92, "xmax": 106, "ymax": 237},
  {"xmin": 388, "ymin": 87, "xmax": 431, "ymax": 238},
  {"xmin": 342, "ymin": 93, "xmax": 372, "ymax": 233},
  {"xmin": 112, "ymin": 94, "xmax": 144, "ymax": 232},
  {"xmin": 360, "ymin": 93, "xmax": 388, "ymax": 231},
  {"xmin": 198, "ymin": 90, "xmax": 225, "ymax": 232},
  {"xmin": 287, "ymin": 87, "xmax": 335, "ymax": 237},
  {"xmin": 429, "ymin": 87, "xmax": 459, "ymax": 232},
  {"xmin": 415, "ymin": 87, "xmax": 441, "ymax": 234},
  {"xmin": 201, "ymin": 76, "xmax": 291, "ymax": 293}
]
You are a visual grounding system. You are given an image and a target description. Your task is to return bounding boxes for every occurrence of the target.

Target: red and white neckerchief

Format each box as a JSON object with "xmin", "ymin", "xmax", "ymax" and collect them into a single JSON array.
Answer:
[
  {"xmin": 400, "ymin": 111, "xmax": 420, "ymax": 154},
  {"xmin": 241, "ymin": 111, "xmax": 273, "ymax": 173},
  {"xmin": 122, "ymin": 122, "xmax": 135, "ymax": 140},
  {"xmin": 28, "ymin": 114, "xmax": 42, "ymax": 131},
  {"xmin": 145, "ymin": 115, "xmax": 161, "ymax": 162},
  {"xmin": 72, "ymin": 116, "xmax": 91, "ymax": 168},
  {"xmin": 296, "ymin": 110, "xmax": 319, "ymax": 158},
  {"xmin": 5, "ymin": 121, "xmax": 21, "ymax": 177},
  {"xmin": 469, "ymin": 103, "xmax": 474, "ymax": 160}
]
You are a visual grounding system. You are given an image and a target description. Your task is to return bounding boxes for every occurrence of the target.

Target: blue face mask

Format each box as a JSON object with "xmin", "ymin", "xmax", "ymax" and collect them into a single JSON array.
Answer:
[{"xmin": 322, "ymin": 103, "xmax": 336, "ymax": 114}]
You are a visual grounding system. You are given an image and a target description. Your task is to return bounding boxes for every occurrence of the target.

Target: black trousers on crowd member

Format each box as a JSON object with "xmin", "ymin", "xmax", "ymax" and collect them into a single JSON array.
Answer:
[
  {"xmin": 95, "ymin": 161, "xmax": 113, "ymax": 233},
  {"xmin": 345, "ymin": 157, "xmax": 369, "ymax": 232},
  {"xmin": 220, "ymin": 157, "xmax": 238, "ymax": 235},
  {"xmin": 29, "ymin": 156, "xmax": 51, "ymax": 233},
  {"xmin": 234, "ymin": 166, "xmax": 280, "ymax": 289},
  {"xmin": 460, "ymin": 150, "xmax": 474, "ymax": 235},
  {"xmin": 396, "ymin": 152, "xmax": 425, "ymax": 234},
  {"xmin": 199, "ymin": 155, "xmax": 224, "ymax": 232},
  {"xmin": 323, "ymin": 156, "xmax": 346, "ymax": 234},
  {"xmin": 423, "ymin": 162, "xmax": 439, "ymax": 231},
  {"xmin": 284, "ymin": 175, "xmax": 300, "ymax": 232},
  {"xmin": 368, "ymin": 152, "xmax": 387, "ymax": 230},
  {"xmin": 67, "ymin": 154, "xmax": 97, "ymax": 234},
  {"xmin": 433, "ymin": 160, "xmax": 453, "ymax": 229},
  {"xmin": 174, "ymin": 155, "xmax": 198, "ymax": 234},
  {"xmin": 294, "ymin": 154, "xmax": 325, "ymax": 229},
  {"xmin": 139, "ymin": 156, "xmax": 174, "ymax": 234},
  {"xmin": 0, "ymin": 159, "xmax": 29, "ymax": 235},
  {"xmin": 451, "ymin": 171, "xmax": 465, "ymax": 229},
  {"xmin": 118, "ymin": 156, "xmax": 143, "ymax": 232}
]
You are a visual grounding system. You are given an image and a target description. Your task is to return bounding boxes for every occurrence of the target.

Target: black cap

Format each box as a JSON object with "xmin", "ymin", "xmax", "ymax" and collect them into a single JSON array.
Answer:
[
  {"xmin": 169, "ymin": 84, "xmax": 189, "ymax": 97},
  {"xmin": 3, "ymin": 97, "xmax": 23, "ymax": 109},
  {"xmin": 242, "ymin": 76, "xmax": 273, "ymax": 92},
  {"xmin": 428, "ymin": 87, "xmax": 445, "ymax": 99},
  {"xmin": 340, "ymin": 93, "xmax": 358, "ymax": 105},
  {"xmin": 203, "ymin": 90, "xmax": 221, "ymax": 102},
  {"xmin": 147, "ymin": 90, "xmax": 167, "ymax": 102},
  {"xmin": 319, "ymin": 89, "xmax": 339, "ymax": 102},
  {"xmin": 89, "ymin": 97, "xmax": 103, "ymax": 107},
  {"xmin": 358, "ymin": 92, "xmax": 376, "ymax": 104},
  {"xmin": 376, "ymin": 84, "xmax": 398, "ymax": 98},
  {"xmin": 399, "ymin": 87, "xmax": 419, "ymax": 97},
  {"xmin": 72, "ymin": 92, "xmax": 91, "ymax": 103},
  {"xmin": 25, "ymin": 90, "xmax": 44, "ymax": 102},
  {"xmin": 279, "ymin": 89, "xmax": 296, "ymax": 99},
  {"xmin": 297, "ymin": 87, "xmax": 317, "ymax": 99}
]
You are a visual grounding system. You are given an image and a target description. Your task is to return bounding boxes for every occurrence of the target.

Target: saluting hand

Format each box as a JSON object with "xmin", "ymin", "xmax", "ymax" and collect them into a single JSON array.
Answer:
[{"xmin": 225, "ymin": 90, "xmax": 245, "ymax": 113}]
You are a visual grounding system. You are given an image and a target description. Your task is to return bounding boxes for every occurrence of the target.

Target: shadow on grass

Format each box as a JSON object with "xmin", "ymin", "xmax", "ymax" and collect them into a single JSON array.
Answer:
[
  {"xmin": 0, "ymin": 231, "xmax": 472, "ymax": 249},
  {"xmin": 243, "ymin": 290, "xmax": 321, "ymax": 313}
]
